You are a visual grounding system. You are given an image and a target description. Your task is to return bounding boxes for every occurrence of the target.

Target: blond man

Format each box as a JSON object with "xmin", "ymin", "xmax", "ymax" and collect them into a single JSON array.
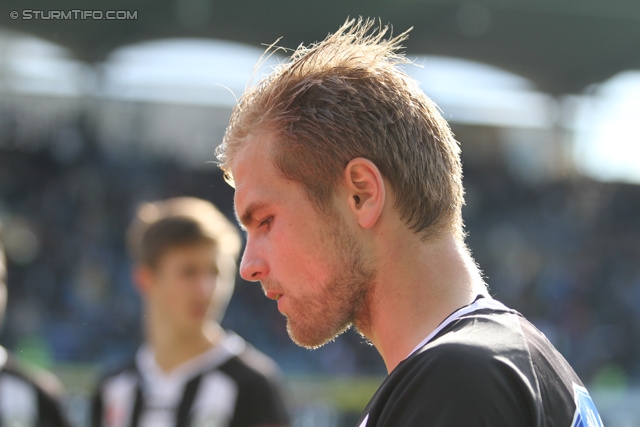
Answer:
[
  {"xmin": 91, "ymin": 197, "xmax": 289, "ymax": 427},
  {"xmin": 217, "ymin": 19, "xmax": 603, "ymax": 427}
]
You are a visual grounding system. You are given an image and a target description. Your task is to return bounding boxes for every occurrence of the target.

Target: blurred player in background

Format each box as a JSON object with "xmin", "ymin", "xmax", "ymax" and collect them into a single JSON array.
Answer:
[
  {"xmin": 217, "ymin": 19, "xmax": 604, "ymax": 427},
  {"xmin": 91, "ymin": 197, "xmax": 289, "ymax": 427},
  {"xmin": 0, "ymin": 222, "xmax": 70, "ymax": 426}
]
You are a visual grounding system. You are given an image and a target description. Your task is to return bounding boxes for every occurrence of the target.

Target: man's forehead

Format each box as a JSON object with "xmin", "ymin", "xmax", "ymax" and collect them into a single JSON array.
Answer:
[
  {"xmin": 230, "ymin": 134, "xmax": 279, "ymax": 221},
  {"xmin": 232, "ymin": 139, "xmax": 269, "ymax": 198},
  {"xmin": 234, "ymin": 169, "xmax": 281, "ymax": 221},
  {"xmin": 229, "ymin": 131, "xmax": 274, "ymax": 181}
]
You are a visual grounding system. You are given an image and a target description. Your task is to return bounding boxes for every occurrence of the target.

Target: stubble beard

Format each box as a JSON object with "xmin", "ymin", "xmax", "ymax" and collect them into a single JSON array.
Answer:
[{"xmin": 284, "ymin": 217, "xmax": 376, "ymax": 350}]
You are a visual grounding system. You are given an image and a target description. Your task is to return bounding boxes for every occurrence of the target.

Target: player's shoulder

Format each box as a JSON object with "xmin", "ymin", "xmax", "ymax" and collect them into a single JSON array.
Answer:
[
  {"xmin": 419, "ymin": 304, "xmax": 576, "ymax": 381},
  {"xmin": 2, "ymin": 352, "xmax": 39, "ymax": 384},
  {"xmin": 425, "ymin": 305, "xmax": 525, "ymax": 353},
  {"xmin": 0, "ymin": 350, "xmax": 71, "ymax": 427},
  {"xmin": 93, "ymin": 355, "xmax": 138, "ymax": 390},
  {"xmin": 360, "ymin": 307, "xmax": 540, "ymax": 426},
  {"xmin": 218, "ymin": 331, "xmax": 283, "ymax": 383},
  {"xmin": 1, "ymin": 349, "xmax": 65, "ymax": 400},
  {"xmin": 397, "ymin": 306, "xmax": 535, "ymax": 384}
]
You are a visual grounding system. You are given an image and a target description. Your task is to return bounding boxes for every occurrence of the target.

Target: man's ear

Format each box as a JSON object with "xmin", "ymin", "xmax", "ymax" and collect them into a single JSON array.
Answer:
[
  {"xmin": 344, "ymin": 157, "xmax": 385, "ymax": 229},
  {"xmin": 133, "ymin": 265, "xmax": 154, "ymax": 297}
]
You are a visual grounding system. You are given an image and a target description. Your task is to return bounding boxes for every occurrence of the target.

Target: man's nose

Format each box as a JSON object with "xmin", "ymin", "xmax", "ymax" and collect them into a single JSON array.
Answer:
[{"xmin": 239, "ymin": 239, "xmax": 269, "ymax": 282}]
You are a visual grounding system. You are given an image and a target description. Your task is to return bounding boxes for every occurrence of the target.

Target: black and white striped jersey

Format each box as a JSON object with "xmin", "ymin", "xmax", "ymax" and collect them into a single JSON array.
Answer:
[
  {"xmin": 0, "ymin": 346, "xmax": 70, "ymax": 427},
  {"xmin": 91, "ymin": 332, "xmax": 289, "ymax": 427},
  {"xmin": 357, "ymin": 297, "xmax": 603, "ymax": 427}
]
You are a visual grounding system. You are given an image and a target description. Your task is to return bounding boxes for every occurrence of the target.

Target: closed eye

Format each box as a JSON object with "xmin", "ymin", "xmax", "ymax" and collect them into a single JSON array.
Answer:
[{"xmin": 259, "ymin": 216, "xmax": 273, "ymax": 229}]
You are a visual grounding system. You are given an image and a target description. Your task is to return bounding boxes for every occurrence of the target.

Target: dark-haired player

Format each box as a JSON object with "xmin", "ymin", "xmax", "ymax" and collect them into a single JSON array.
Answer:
[{"xmin": 91, "ymin": 197, "xmax": 289, "ymax": 427}]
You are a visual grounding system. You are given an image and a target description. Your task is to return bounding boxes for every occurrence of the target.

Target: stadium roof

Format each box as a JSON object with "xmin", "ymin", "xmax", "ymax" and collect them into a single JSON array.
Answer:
[{"xmin": 0, "ymin": 0, "xmax": 639, "ymax": 95}]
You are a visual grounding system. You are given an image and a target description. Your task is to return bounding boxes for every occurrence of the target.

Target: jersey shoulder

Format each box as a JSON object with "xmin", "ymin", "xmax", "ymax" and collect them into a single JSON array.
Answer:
[
  {"xmin": 217, "ymin": 333, "xmax": 290, "ymax": 426},
  {"xmin": 219, "ymin": 333, "xmax": 284, "ymax": 384},
  {"xmin": 2, "ymin": 352, "xmax": 66, "ymax": 400},
  {"xmin": 94, "ymin": 357, "xmax": 138, "ymax": 390},
  {"xmin": 408, "ymin": 308, "xmax": 539, "ymax": 386},
  {"xmin": 361, "ymin": 309, "xmax": 541, "ymax": 427},
  {"xmin": 1, "ymin": 352, "xmax": 71, "ymax": 427}
]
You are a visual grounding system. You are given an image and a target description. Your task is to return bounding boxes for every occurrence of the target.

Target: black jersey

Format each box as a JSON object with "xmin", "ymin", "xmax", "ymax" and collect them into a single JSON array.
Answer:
[
  {"xmin": 357, "ymin": 297, "xmax": 603, "ymax": 427},
  {"xmin": 0, "ymin": 347, "xmax": 70, "ymax": 427},
  {"xmin": 91, "ymin": 332, "xmax": 289, "ymax": 427}
]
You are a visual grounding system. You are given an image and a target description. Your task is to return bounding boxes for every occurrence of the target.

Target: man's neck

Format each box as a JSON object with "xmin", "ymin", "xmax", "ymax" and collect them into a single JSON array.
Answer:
[
  {"xmin": 147, "ymin": 321, "xmax": 223, "ymax": 373},
  {"xmin": 357, "ymin": 233, "xmax": 486, "ymax": 373}
]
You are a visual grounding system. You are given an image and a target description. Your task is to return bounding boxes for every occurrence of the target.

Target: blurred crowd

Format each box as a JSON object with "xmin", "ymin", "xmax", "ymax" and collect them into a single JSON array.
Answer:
[{"xmin": 0, "ymin": 119, "xmax": 638, "ymax": 388}]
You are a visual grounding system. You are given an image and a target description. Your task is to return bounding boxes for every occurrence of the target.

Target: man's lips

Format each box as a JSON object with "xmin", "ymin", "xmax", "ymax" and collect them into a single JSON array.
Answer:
[{"xmin": 265, "ymin": 291, "xmax": 283, "ymax": 300}]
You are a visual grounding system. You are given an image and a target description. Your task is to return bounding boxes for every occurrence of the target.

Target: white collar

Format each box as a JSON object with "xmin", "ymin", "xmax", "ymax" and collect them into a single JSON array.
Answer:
[{"xmin": 136, "ymin": 331, "xmax": 245, "ymax": 384}]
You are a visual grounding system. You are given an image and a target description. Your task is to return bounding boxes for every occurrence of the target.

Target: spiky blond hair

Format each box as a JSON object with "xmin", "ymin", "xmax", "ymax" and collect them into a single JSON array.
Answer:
[{"xmin": 217, "ymin": 18, "xmax": 464, "ymax": 240}]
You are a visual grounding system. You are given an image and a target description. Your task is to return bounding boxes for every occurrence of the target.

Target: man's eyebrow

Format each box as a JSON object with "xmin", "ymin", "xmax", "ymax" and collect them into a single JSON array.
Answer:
[{"xmin": 237, "ymin": 201, "xmax": 269, "ymax": 229}]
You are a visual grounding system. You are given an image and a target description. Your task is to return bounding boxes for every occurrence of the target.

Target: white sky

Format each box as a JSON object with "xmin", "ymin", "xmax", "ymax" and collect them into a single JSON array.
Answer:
[
  {"xmin": 0, "ymin": 32, "xmax": 638, "ymax": 184},
  {"xmin": 99, "ymin": 38, "xmax": 282, "ymax": 106},
  {"xmin": 403, "ymin": 56, "xmax": 554, "ymax": 129},
  {"xmin": 0, "ymin": 29, "xmax": 90, "ymax": 96},
  {"xmin": 572, "ymin": 71, "xmax": 640, "ymax": 184}
]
